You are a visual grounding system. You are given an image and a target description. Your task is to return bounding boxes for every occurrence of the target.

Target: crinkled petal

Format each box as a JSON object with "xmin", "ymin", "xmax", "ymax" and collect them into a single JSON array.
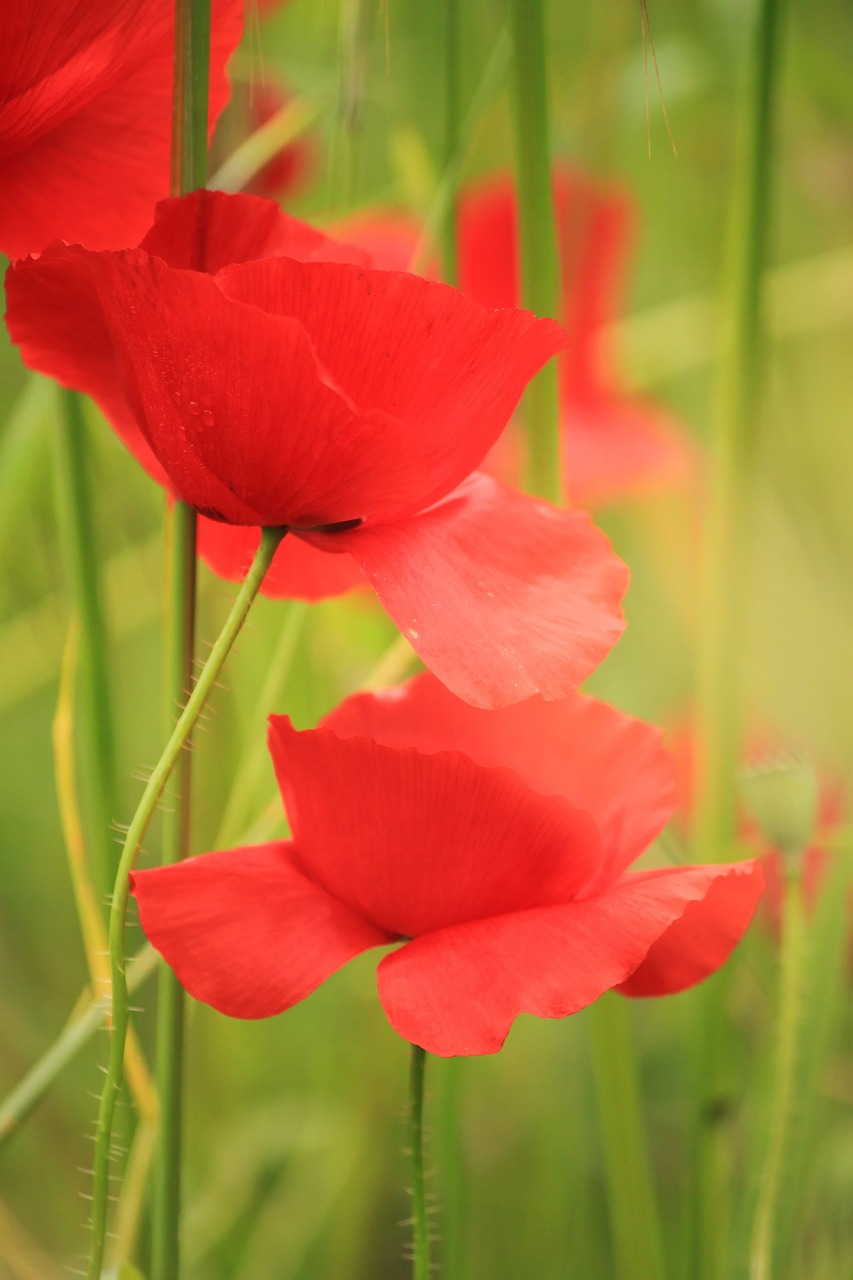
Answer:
[
  {"xmin": 323, "ymin": 673, "xmax": 674, "ymax": 890},
  {"xmin": 376, "ymin": 860, "xmax": 761, "ymax": 1055},
  {"xmin": 218, "ymin": 256, "xmax": 566, "ymax": 511},
  {"xmin": 316, "ymin": 473, "xmax": 627, "ymax": 708},
  {"xmin": 140, "ymin": 188, "xmax": 369, "ymax": 274},
  {"xmin": 9, "ymin": 246, "xmax": 430, "ymax": 525},
  {"xmin": 197, "ymin": 519, "xmax": 366, "ymax": 601},
  {"xmin": 5, "ymin": 242, "xmax": 164, "ymax": 483},
  {"xmin": 617, "ymin": 860, "xmax": 765, "ymax": 997},
  {"xmin": 0, "ymin": 0, "xmax": 241, "ymax": 258},
  {"xmin": 268, "ymin": 717, "xmax": 603, "ymax": 940},
  {"xmin": 130, "ymin": 842, "xmax": 394, "ymax": 1018}
]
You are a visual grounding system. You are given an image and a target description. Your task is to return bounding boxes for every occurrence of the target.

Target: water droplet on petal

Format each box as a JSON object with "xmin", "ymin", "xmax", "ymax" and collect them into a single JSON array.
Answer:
[
  {"xmin": 188, "ymin": 400, "xmax": 200, "ymax": 416},
  {"xmin": 171, "ymin": 390, "xmax": 182, "ymax": 405},
  {"xmin": 202, "ymin": 409, "xmax": 215, "ymax": 428}
]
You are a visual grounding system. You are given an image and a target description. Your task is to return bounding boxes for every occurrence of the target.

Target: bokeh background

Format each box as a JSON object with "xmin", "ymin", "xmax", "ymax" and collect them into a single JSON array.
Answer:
[{"xmin": 0, "ymin": 1, "xmax": 851, "ymax": 1276}]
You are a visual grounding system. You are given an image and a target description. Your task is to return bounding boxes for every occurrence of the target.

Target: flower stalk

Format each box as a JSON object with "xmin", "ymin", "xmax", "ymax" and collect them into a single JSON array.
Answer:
[
  {"xmin": 150, "ymin": 1, "xmax": 212, "ymax": 1274},
  {"xmin": 691, "ymin": 0, "xmax": 787, "ymax": 1274},
  {"xmin": 53, "ymin": 388, "xmax": 117, "ymax": 900},
  {"xmin": 86, "ymin": 525, "xmax": 287, "ymax": 1280}
]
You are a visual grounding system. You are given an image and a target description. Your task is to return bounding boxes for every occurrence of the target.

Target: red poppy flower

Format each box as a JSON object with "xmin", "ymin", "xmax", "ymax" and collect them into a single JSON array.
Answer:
[
  {"xmin": 333, "ymin": 172, "xmax": 691, "ymax": 506},
  {"xmin": 130, "ymin": 674, "xmax": 764, "ymax": 1056},
  {"xmin": 0, "ymin": 0, "xmax": 243, "ymax": 260},
  {"xmin": 7, "ymin": 189, "xmax": 627, "ymax": 707}
]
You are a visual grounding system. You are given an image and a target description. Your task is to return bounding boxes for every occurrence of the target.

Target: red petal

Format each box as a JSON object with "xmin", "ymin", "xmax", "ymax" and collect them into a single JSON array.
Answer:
[
  {"xmin": 617, "ymin": 861, "xmax": 765, "ymax": 996},
  {"xmin": 324, "ymin": 674, "xmax": 675, "ymax": 889},
  {"xmin": 0, "ymin": 0, "xmax": 241, "ymax": 259},
  {"xmin": 5, "ymin": 243, "xmax": 165, "ymax": 485},
  {"xmin": 197, "ymin": 518, "xmax": 365, "ymax": 601},
  {"xmin": 376, "ymin": 860, "xmax": 762, "ymax": 1055},
  {"xmin": 130, "ymin": 843, "xmax": 393, "ymax": 1018},
  {"xmin": 268, "ymin": 717, "xmax": 603, "ymax": 940},
  {"xmin": 218, "ymin": 256, "xmax": 566, "ymax": 509},
  {"xmin": 140, "ymin": 189, "xmax": 368, "ymax": 274},
  {"xmin": 10, "ymin": 246, "xmax": 430, "ymax": 526},
  {"xmin": 319, "ymin": 473, "xmax": 628, "ymax": 708}
]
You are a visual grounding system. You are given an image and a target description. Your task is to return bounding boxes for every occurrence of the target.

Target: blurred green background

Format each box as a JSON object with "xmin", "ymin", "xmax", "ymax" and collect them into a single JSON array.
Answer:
[{"xmin": 0, "ymin": 1, "xmax": 851, "ymax": 1277}]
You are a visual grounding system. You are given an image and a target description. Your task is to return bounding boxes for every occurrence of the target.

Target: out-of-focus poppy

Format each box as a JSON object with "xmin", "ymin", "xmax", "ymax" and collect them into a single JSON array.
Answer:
[
  {"xmin": 0, "ymin": 0, "xmax": 243, "ymax": 259},
  {"xmin": 131, "ymin": 674, "xmax": 764, "ymax": 1056},
  {"xmin": 7, "ymin": 190, "xmax": 627, "ymax": 707},
  {"xmin": 335, "ymin": 171, "xmax": 691, "ymax": 506}
]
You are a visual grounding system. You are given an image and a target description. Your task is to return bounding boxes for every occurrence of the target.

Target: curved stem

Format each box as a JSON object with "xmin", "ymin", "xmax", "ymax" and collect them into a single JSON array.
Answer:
[
  {"xmin": 508, "ymin": 0, "xmax": 563, "ymax": 504},
  {"xmin": 85, "ymin": 525, "xmax": 286, "ymax": 1280},
  {"xmin": 408, "ymin": 1044, "xmax": 430, "ymax": 1280}
]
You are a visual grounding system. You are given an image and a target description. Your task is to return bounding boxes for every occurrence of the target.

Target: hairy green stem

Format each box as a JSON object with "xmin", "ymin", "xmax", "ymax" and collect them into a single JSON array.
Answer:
[
  {"xmin": 0, "ymin": 947, "xmax": 157, "ymax": 1151},
  {"xmin": 54, "ymin": 389, "xmax": 117, "ymax": 901},
  {"xmin": 85, "ymin": 526, "xmax": 286, "ymax": 1280},
  {"xmin": 691, "ymin": 2, "xmax": 787, "ymax": 1276},
  {"xmin": 508, "ymin": 0, "xmax": 563, "ymax": 504},
  {"xmin": 590, "ymin": 996, "xmax": 666, "ymax": 1280},
  {"xmin": 408, "ymin": 1044, "xmax": 430, "ymax": 1280}
]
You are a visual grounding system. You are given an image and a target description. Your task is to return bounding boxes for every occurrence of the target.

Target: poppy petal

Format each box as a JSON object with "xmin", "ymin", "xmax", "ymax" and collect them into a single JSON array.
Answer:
[
  {"xmin": 323, "ymin": 674, "xmax": 674, "ymax": 889},
  {"xmin": 317, "ymin": 473, "xmax": 628, "ymax": 708},
  {"xmin": 0, "ymin": 0, "xmax": 241, "ymax": 259},
  {"xmin": 10, "ymin": 247, "xmax": 430, "ymax": 526},
  {"xmin": 218, "ymin": 256, "xmax": 566, "ymax": 508},
  {"xmin": 130, "ymin": 843, "xmax": 394, "ymax": 1018},
  {"xmin": 140, "ymin": 189, "xmax": 369, "ymax": 274},
  {"xmin": 376, "ymin": 860, "xmax": 762, "ymax": 1055},
  {"xmin": 268, "ymin": 717, "xmax": 603, "ymax": 940},
  {"xmin": 197, "ymin": 519, "xmax": 365, "ymax": 601},
  {"xmin": 616, "ymin": 860, "xmax": 765, "ymax": 996},
  {"xmin": 5, "ymin": 243, "xmax": 164, "ymax": 484}
]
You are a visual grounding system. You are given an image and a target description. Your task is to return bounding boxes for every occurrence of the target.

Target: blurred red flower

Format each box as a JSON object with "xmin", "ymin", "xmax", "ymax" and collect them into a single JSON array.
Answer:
[
  {"xmin": 336, "ymin": 170, "xmax": 691, "ymax": 506},
  {"xmin": 6, "ymin": 190, "xmax": 627, "ymax": 707},
  {"xmin": 131, "ymin": 674, "xmax": 764, "ymax": 1056},
  {"xmin": 0, "ymin": 0, "xmax": 243, "ymax": 259}
]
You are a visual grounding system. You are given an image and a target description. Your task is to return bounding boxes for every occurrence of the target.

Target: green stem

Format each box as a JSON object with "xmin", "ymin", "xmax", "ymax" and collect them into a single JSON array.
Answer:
[
  {"xmin": 148, "ymin": 0, "xmax": 212, "ymax": 1270},
  {"xmin": 0, "ymin": 946, "xmax": 158, "ymax": 1151},
  {"xmin": 85, "ymin": 526, "xmax": 286, "ymax": 1280},
  {"xmin": 694, "ymin": 0, "xmax": 786, "ymax": 863},
  {"xmin": 151, "ymin": 501, "xmax": 197, "ymax": 1280},
  {"xmin": 508, "ymin": 0, "xmax": 563, "ymax": 504},
  {"xmin": 748, "ymin": 873, "xmax": 806, "ymax": 1280},
  {"xmin": 53, "ymin": 389, "xmax": 117, "ymax": 901},
  {"xmin": 441, "ymin": 0, "xmax": 461, "ymax": 288},
  {"xmin": 408, "ymin": 1044, "xmax": 430, "ymax": 1280},
  {"xmin": 691, "ymin": 3, "xmax": 786, "ymax": 1276},
  {"xmin": 589, "ymin": 996, "xmax": 666, "ymax": 1280}
]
